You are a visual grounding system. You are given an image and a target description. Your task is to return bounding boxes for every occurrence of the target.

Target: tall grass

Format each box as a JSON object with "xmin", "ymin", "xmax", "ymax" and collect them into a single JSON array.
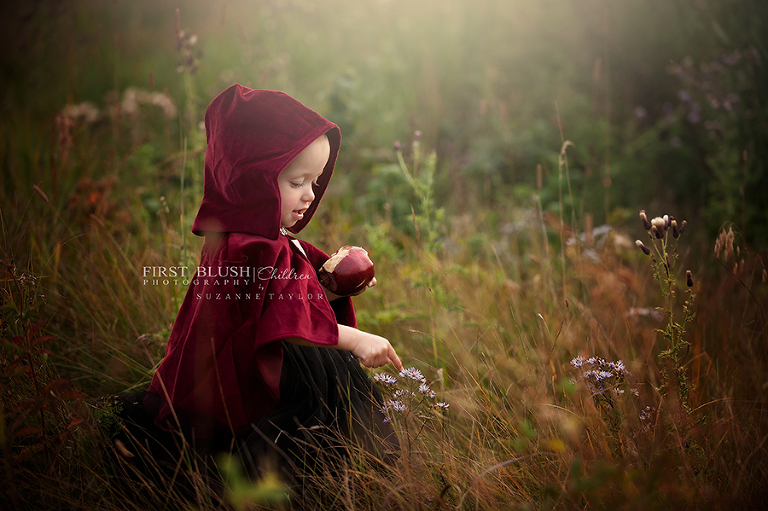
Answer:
[
  {"xmin": 2, "ymin": 1, "xmax": 768, "ymax": 509},
  {"xmin": 4, "ymin": 110, "xmax": 767, "ymax": 509}
]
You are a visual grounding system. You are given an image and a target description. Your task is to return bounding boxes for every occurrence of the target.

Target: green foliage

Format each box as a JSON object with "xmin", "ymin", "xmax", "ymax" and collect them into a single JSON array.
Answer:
[
  {"xmin": 395, "ymin": 137, "xmax": 446, "ymax": 252},
  {"xmin": 218, "ymin": 456, "xmax": 289, "ymax": 509}
]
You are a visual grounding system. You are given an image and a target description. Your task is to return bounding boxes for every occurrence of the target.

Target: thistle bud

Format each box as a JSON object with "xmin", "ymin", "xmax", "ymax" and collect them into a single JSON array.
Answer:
[
  {"xmin": 635, "ymin": 240, "xmax": 651, "ymax": 256},
  {"xmin": 652, "ymin": 225, "xmax": 662, "ymax": 239},
  {"xmin": 663, "ymin": 214, "xmax": 670, "ymax": 228},
  {"xmin": 393, "ymin": 141, "xmax": 402, "ymax": 151},
  {"xmin": 671, "ymin": 219, "xmax": 679, "ymax": 238},
  {"xmin": 639, "ymin": 210, "xmax": 651, "ymax": 230},
  {"xmin": 686, "ymin": 270, "xmax": 694, "ymax": 288},
  {"xmin": 679, "ymin": 220, "xmax": 687, "ymax": 235}
]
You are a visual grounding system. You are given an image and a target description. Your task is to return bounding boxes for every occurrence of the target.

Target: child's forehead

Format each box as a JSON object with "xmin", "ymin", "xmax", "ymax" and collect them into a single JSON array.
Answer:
[
  {"xmin": 278, "ymin": 136, "xmax": 331, "ymax": 176},
  {"xmin": 279, "ymin": 163, "xmax": 323, "ymax": 178}
]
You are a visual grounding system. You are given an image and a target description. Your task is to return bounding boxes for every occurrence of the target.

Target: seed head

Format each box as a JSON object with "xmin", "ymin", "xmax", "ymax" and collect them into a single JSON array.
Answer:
[
  {"xmin": 714, "ymin": 230, "xmax": 724, "ymax": 257},
  {"xmin": 726, "ymin": 227, "xmax": 735, "ymax": 257}
]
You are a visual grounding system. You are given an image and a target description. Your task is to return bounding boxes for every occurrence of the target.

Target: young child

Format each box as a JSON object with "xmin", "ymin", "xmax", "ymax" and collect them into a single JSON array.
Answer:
[{"xmin": 141, "ymin": 84, "xmax": 402, "ymax": 471}]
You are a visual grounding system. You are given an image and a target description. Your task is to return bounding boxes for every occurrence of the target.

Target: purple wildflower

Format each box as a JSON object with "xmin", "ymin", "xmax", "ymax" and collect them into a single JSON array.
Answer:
[
  {"xmin": 608, "ymin": 361, "xmax": 627, "ymax": 375},
  {"xmin": 399, "ymin": 367, "xmax": 426, "ymax": 382},
  {"xmin": 419, "ymin": 383, "xmax": 436, "ymax": 398},
  {"xmin": 384, "ymin": 399, "xmax": 406, "ymax": 412},
  {"xmin": 374, "ymin": 373, "xmax": 398, "ymax": 385}
]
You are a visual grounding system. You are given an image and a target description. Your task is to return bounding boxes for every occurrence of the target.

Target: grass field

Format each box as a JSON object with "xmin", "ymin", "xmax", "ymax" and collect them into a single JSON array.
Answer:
[{"xmin": 2, "ymin": 1, "xmax": 767, "ymax": 509}]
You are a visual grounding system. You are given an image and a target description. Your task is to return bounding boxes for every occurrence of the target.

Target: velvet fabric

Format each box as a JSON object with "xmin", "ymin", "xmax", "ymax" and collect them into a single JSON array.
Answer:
[
  {"xmin": 145, "ymin": 85, "xmax": 360, "ymax": 441},
  {"xmin": 192, "ymin": 85, "xmax": 341, "ymax": 239}
]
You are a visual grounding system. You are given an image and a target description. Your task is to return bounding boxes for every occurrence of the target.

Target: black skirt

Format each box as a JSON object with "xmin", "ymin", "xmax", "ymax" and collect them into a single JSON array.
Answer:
[
  {"xmin": 111, "ymin": 342, "xmax": 399, "ymax": 484},
  {"xmin": 242, "ymin": 341, "xmax": 400, "ymax": 475}
]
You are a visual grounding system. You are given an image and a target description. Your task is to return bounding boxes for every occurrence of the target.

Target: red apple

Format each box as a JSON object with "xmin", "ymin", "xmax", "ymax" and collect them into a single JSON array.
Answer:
[{"xmin": 318, "ymin": 246, "xmax": 375, "ymax": 296}]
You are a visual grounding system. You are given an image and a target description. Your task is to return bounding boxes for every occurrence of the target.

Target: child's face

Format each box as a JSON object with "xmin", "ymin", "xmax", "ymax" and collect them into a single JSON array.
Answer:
[{"xmin": 277, "ymin": 135, "xmax": 331, "ymax": 228}]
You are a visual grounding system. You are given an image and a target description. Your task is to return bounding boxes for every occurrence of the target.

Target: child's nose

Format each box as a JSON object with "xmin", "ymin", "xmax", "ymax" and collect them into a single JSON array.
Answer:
[{"xmin": 302, "ymin": 186, "xmax": 315, "ymax": 203}]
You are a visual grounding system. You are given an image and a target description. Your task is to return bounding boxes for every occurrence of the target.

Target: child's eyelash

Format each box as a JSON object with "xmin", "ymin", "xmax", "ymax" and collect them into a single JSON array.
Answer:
[{"xmin": 290, "ymin": 178, "xmax": 320, "ymax": 188}]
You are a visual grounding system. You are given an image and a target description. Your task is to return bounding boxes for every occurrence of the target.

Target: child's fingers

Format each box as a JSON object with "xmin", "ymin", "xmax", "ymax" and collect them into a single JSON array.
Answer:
[
  {"xmin": 367, "ymin": 277, "xmax": 377, "ymax": 288},
  {"xmin": 388, "ymin": 345, "xmax": 403, "ymax": 371}
]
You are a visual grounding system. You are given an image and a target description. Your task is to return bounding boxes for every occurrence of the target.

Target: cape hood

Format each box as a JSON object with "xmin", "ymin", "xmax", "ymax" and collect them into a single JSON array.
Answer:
[{"xmin": 192, "ymin": 85, "xmax": 341, "ymax": 239}]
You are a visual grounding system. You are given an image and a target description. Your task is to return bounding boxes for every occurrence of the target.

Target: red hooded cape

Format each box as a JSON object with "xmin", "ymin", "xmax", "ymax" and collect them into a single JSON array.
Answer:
[{"xmin": 147, "ymin": 85, "xmax": 355, "ymax": 439}]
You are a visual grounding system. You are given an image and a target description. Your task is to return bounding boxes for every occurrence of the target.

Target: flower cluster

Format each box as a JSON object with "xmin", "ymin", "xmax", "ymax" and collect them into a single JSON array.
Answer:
[
  {"xmin": 668, "ymin": 49, "xmax": 759, "ymax": 128},
  {"xmin": 638, "ymin": 210, "xmax": 686, "ymax": 243},
  {"xmin": 637, "ymin": 405, "xmax": 657, "ymax": 434},
  {"xmin": 175, "ymin": 8, "xmax": 203, "ymax": 75},
  {"xmin": 570, "ymin": 356, "xmax": 636, "ymax": 398},
  {"xmin": 374, "ymin": 367, "xmax": 449, "ymax": 423},
  {"xmin": 626, "ymin": 307, "xmax": 664, "ymax": 323},
  {"xmin": 639, "ymin": 405, "xmax": 655, "ymax": 421},
  {"xmin": 635, "ymin": 209, "xmax": 694, "ymax": 288},
  {"xmin": 373, "ymin": 373, "xmax": 398, "ymax": 386}
]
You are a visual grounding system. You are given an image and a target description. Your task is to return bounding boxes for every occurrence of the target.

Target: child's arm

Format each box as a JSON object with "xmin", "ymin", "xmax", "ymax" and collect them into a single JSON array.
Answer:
[{"xmin": 284, "ymin": 324, "xmax": 402, "ymax": 371}]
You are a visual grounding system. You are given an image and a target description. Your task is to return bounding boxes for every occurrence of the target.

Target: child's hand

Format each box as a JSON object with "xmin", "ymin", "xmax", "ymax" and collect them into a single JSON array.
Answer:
[
  {"xmin": 350, "ymin": 276, "xmax": 377, "ymax": 296},
  {"xmin": 321, "ymin": 276, "xmax": 376, "ymax": 300},
  {"xmin": 338, "ymin": 324, "xmax": 402, "ymax": 371}
]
